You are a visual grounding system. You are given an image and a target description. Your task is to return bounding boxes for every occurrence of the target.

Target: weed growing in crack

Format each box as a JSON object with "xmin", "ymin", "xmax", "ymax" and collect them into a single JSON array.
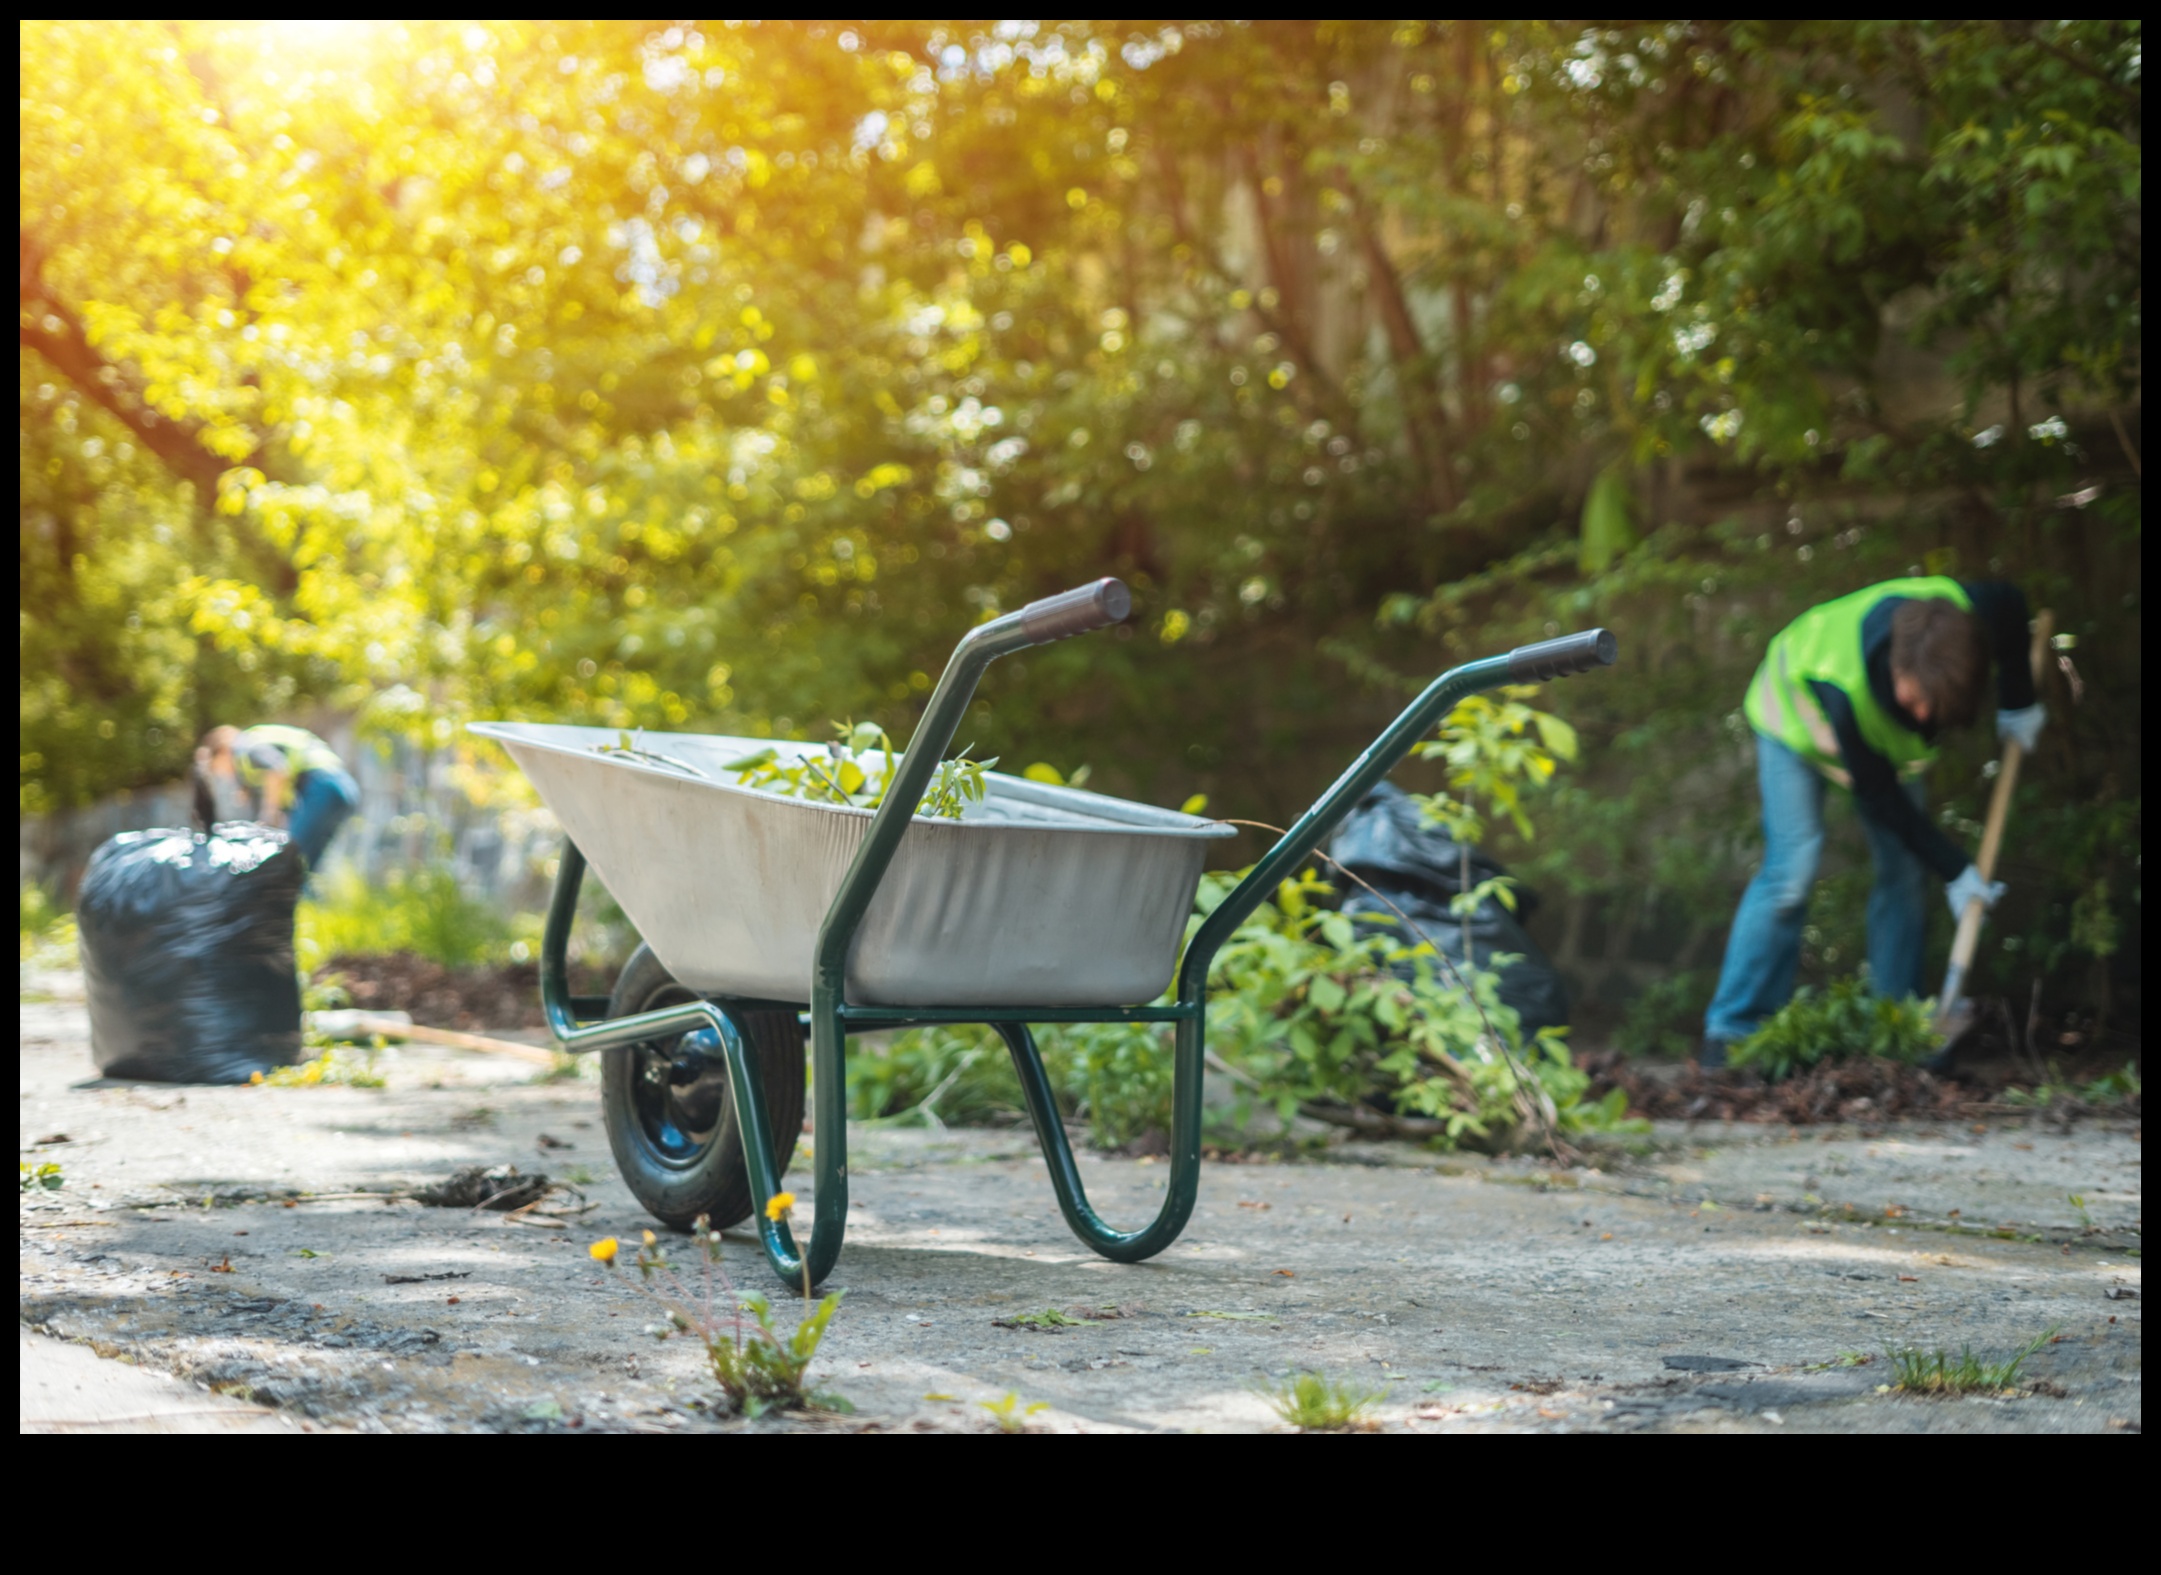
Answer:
[
  {"xmin": 590, "ymin": 1220, "xmax": 848, "ymax": 1418},
  {"xmin": 980, "ymin": 1392, "xmax": 1050, "ymax": 1432},
  {"xmin": 995, "ymin": 1308, "xmax": 1084, "ymax": 1330},
  {"xmin": 1259, "ymin": 1371, "xmax": 1384, "ymax": 1431},
  {"xmin": 1889, "ymin": 1329, "xmax": 2055, "ymax": 1396}
]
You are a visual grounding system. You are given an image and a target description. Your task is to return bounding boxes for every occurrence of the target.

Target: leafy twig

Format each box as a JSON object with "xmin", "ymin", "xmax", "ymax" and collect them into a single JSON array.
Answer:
[{"xmin": 1211, "ymin": 820, "xmax": 1576, "ymax": 1163}]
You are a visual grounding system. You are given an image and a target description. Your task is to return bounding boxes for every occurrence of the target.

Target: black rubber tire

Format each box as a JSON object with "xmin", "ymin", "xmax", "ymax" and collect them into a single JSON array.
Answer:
[{"xmin": 599, "ymin": 944, "xmax": 804, "ymax": 1230}]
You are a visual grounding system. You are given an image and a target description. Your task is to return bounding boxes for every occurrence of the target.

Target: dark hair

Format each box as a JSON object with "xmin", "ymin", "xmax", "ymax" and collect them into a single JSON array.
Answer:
[{"xmin": 1890, "ymin": 598, "xmax": 1988, "ymax": 727}]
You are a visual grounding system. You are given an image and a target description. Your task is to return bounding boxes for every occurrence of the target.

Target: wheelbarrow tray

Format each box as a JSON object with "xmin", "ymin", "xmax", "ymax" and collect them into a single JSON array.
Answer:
[{"xmin": 470, "ymin": 722, "xmax": 1233, "ymax": 1007}]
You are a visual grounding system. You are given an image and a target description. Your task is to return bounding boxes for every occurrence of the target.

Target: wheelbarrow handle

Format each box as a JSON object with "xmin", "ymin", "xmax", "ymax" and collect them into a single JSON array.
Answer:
[
  {"xmin": 1177, "ymin": 628, "xmax": 1618, "ymax": 1006},
  {"xmin": 1018, "ymin": 577, "xmax": 1131, "ymax": 646},
  {"xmin": 1507, "ymin": 627, "xmax": 1616, "ymax": 682}
]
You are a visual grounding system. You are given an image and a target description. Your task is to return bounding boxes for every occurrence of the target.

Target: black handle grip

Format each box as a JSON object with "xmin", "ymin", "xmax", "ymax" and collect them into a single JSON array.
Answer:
[
  {"xmin": 1018, "ymin": 577, "xmax": 1131, "ymax": 645},
  {"xmin": 1507, "ymin": 627, "xmax": 1617, "ymax": 682}
]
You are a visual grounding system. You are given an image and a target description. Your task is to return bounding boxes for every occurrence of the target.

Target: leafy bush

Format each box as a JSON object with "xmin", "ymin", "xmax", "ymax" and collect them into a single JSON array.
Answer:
[
  {"xmin": 847, "ymin": 1019, "xmax": 1174, "ymax": 1151},
  {"xmin": 19, "ymin": 881, "xmax": 76, "ymax": 967},
  {"xmin": 1204, "ymin": 869, "xmax": 1629, "ymax": 1150},
  {"xmin": 1728, "ymin": 978, "xmax": 1938, "ymax": 1080},
  {"xmin": 296, "ymin": 862, "xmax": 513, "ymax": 971},
  {"xmin": 847, "ymin": 865, "xmax": 1635, "ymax": 1154}
]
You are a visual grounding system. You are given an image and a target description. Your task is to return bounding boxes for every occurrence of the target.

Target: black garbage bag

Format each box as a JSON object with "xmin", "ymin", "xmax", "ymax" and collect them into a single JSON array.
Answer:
[
  {"xmin": 77, "ymin": 821, "xmax": 306, "ymax": 1084},
  {"xmin": 1328, "ymin": 781, "xmax": 1570, "ymax": 1041}
]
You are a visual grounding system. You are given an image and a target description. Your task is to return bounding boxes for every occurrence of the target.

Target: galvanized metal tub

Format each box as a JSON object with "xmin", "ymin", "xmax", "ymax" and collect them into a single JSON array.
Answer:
[{"xmin": 469, "ymin": 723, "xmax": 1234, "ymax": 1007}]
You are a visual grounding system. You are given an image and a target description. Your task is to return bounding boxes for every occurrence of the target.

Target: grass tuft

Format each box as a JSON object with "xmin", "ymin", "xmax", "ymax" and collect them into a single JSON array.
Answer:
[
  {"xmin": 1890, "ymin": 1329, "xmax": 2055, "ymax": 1395},
  {"xmin": 1259, "ymin": 1371, "xmax": 1385, "ymax": 1431}
]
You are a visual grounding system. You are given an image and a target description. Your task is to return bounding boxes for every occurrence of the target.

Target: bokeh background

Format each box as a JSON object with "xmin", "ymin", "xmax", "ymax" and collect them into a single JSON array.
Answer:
[{"xmin": 18, "ymin": 20, "xmax": 2142, "ymax": 1046}]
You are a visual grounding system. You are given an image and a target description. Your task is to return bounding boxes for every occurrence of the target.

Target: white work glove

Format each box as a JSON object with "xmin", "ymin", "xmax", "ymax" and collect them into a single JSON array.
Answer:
[
  {"xmin": 1996, "ymin": 702, "xmax": 2046, "ymax": 753},
  {"xmin": 1945, "ymin": 863, "xmax": 2006, "ymax": 922}
]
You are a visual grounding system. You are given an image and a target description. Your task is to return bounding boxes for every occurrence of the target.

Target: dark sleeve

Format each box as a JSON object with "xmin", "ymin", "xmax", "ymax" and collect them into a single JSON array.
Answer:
[
  {"xmin": 1808, "ymin": 679, "xmax": 1968, "ymax": 880},
  {"xmin": 1960, "ymin": 580, "xmax": 2035, "ymax": 710}
]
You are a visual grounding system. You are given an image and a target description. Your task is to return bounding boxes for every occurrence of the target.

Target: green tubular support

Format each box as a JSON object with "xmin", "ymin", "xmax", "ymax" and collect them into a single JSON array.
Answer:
[
  {"xmin": 990, "ymin": 1017, "xmax": 1206, "ymax": 1261},
  {"xmin": 973, "ymin": 652, "xmax": 1527, "ymax": 1267},
  {"xmin": 1175, "ymin": 654, "xmax": 1520, "ymax": 1007},
  {"xmin": 540, "ymin": 843, "xmax": 811, "ymax": 1284}
]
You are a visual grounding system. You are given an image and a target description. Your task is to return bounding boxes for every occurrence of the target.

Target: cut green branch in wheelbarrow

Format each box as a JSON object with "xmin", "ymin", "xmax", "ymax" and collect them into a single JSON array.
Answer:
[{"xmin": 709, "ymin": 719, "xmax": 996, "ymax": 820}]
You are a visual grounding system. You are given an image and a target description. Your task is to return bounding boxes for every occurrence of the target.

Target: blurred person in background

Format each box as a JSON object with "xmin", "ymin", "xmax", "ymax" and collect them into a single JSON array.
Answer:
[{"xmin": 194, "ymin": 723, "xmax": 360, "ymax": 870}]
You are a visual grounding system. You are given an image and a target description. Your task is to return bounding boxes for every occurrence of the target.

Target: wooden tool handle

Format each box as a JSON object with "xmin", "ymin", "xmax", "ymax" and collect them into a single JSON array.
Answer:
[
  {"xmin": 1939, "ymin": 609, "xmax": 2053, "ymax": 1009},
  {"xmin": 347, "ymin": 1013, "xmax": 558, "ymax": 1066}
]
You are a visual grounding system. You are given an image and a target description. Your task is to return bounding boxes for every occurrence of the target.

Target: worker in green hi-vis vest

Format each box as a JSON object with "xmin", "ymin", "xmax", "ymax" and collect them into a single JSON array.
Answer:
[
  {"xmin": 1700, "ymin": 577, "xmax": 2044, "ymax": 1067},
  {"xmin": 194, "ymin": 723, "xmax": 361, "ymax": 871}
]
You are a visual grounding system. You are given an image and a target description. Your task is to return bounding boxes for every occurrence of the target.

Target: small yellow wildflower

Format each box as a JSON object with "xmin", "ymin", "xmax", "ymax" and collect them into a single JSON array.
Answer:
[
  {"xmin": 589, "ymin": 1237, "xmax": 619, "ymax": 1265},
  {"xmin": 642, "ymin": 1229, "xmax": 657, "ymax": 1247},
  {"xmin": 765, "ymin": 1191, "xmax": 796, "ymax": 1222}
]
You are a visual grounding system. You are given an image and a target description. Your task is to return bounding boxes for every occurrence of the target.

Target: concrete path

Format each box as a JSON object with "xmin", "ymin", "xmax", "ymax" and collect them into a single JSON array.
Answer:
[
  {"xmin": 20, "ymin": 1323, "xmax": 305, "ymax": 1433},
  {"xmin": 20, "ymin": 976, "xmax": 2141, "ymax": 1433}
]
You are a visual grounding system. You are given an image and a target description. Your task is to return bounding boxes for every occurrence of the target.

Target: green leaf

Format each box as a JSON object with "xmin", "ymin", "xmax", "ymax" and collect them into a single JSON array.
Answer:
[
  {"xmin": 1579, "ymin": 463, "xmax": 1638, "ymax": 576},
  {"xmin": 1531, "ymin": 712, "xmax": 1578, "ymax": 762}
]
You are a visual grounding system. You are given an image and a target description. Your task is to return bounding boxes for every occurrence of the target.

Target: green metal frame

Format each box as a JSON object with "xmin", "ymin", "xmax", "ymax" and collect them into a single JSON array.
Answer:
[{"xmin": 541, "ymin": 601, "xmax": 1605, "ymax": 1288}]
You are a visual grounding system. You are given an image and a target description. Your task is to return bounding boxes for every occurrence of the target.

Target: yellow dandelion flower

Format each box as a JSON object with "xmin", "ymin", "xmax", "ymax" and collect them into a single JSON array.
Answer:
[
  {"xmin": 764, "ymin": 1191, "xmax": 796, "ymax": 1222},
  {"xmin": 588, "ymin": 1237, "xmax": 619, "ymax": 1265},
  {"xmin": 641, "ymin": 1229, "xmax": 657, "ymax": 1247}
]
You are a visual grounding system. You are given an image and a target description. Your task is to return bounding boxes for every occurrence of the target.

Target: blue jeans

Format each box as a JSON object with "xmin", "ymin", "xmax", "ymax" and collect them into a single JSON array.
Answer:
[
  {"xmin": 287, "ymin": 767, "xmax": 359, "ymax": 870},
  {"xmin": 1703, "ymin": 734, "xmax": 1930, "ymax": 1043}
]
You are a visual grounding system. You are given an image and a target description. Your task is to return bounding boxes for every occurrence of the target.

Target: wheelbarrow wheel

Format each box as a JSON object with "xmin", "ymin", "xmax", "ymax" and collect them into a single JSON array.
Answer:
[{"xmin": 599, "ymin": 944, "xmax": 804, "ymax": 1231}]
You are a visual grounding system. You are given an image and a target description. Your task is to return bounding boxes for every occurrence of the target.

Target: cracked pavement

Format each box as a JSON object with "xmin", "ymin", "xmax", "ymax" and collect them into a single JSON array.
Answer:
[{"xmin": 20, "ymin": 975, "xmax": 2141, "ymax": 1432}]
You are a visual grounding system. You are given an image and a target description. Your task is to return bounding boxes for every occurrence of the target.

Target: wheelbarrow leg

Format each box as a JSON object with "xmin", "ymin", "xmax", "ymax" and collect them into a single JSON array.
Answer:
[
  {"xmin": 991, "ymin": 1015, "xmax": 1203, "ymax": 1262},
  {"xmin": 542, "ymin": 840, "xmax": 836, "ymax": 1290},
  {"xmin": 713, "ymin": 993, "xmax": 838, "ymax": 1287}
]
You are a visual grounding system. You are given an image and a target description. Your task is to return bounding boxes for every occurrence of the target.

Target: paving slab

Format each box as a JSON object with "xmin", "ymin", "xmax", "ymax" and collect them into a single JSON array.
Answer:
[
  {"xmin": 20, "ymin": 1323, "xmax": 305, "ymax": 1433},
  {"xmin": 19, "ymin": 978, "xmax": 2140, "ymax": 1433}
]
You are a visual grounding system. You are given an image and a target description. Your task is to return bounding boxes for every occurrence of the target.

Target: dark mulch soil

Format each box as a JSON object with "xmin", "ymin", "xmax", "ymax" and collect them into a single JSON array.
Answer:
[
  {"xmin": 319, "ymin": 952, "xmax": 617, "ymax": 1031},
  {"xmin": 1580, "ymin": 1049, "xmax": 1976, "ymax": 1125},
  {"xmin": 1580, "ymin": 1038, "xmax": 2141, "ymax": 1126}
]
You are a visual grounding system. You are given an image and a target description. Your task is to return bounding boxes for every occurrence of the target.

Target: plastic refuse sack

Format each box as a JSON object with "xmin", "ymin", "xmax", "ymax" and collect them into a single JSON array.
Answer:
[
  {"xmin": 77, "ymin": 821, "xmax": 306, "ymax": 1084},
  {"xmin": 1327, "ymin": 780, "xmax": 1570, "ymax": 1040}
]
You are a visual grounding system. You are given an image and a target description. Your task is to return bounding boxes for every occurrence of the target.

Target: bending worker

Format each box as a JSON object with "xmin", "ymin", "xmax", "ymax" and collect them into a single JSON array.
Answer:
[
  {"xmin": 1701, "ymin": 576, "xmax": 2043, "ymax": 1067},
  {"xmin": 195, "ymin": 723, "xmax": 360, "ymax": 870}
]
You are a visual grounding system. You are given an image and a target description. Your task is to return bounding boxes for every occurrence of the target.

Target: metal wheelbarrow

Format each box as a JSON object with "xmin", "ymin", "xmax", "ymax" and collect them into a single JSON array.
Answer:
[{"xmin": 474, "ymin": 578, "xmax": 1614, "ymax": 1287}]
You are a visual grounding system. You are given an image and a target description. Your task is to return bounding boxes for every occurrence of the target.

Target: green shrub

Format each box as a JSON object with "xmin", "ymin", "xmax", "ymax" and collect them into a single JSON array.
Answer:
[
  {"xmin": 847, "ymin": 1018, "xmax": 1175, "ymax": 1151},
  {"xmin": 1728, "ymin": 977, "xmax": 1937, "ymax": 1080},
  {"xmin": 847, "ymin": 865, "xmax": 1635, "ymax": 1154},
  {"xmin": 19, "ymin": 881, "xmax": 76, "ymax": 967},
  {"xmin": 1614, "ymin": 968, "xmax": 1716, "ymax": 1059},
  {"xmin": 1203, "ymin": 869, "xmax": 1629, "ymax": 1150},
  {"xmin": 297, "ymin": 861, "xmax": 513, "ymax": 971},
  {"xmin": 848, "ymin": 1027, "xmax": 1027, "ymax": 1130}
]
